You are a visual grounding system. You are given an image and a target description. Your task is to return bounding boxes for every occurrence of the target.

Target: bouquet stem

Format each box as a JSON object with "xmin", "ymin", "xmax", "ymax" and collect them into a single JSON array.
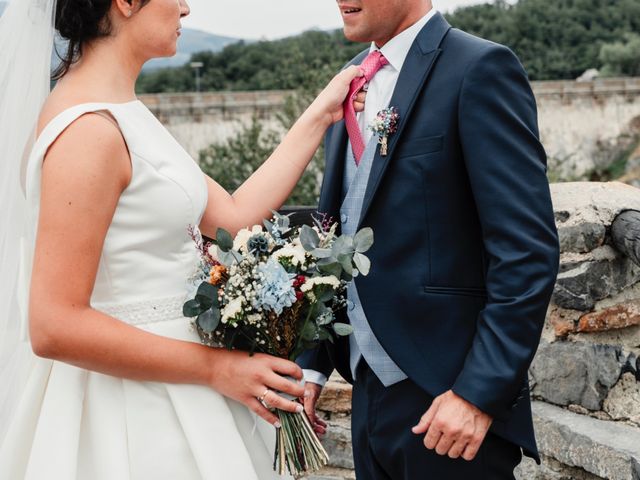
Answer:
[{"xmin": 274, "ymin": 410, "xmax": 329, "ymax": 477}]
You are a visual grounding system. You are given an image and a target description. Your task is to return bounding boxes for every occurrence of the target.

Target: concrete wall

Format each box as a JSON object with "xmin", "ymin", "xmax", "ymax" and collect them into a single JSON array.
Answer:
[{"xmin": 139, "ymin": 78, "xmax": 640, "ymax": 180}]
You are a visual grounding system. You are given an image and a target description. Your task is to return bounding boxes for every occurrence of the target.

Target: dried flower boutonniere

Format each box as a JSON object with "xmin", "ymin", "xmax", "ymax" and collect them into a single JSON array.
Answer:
[{"xmin": 369, "ymin": 107, "xmax": 400, "ymax": 156}]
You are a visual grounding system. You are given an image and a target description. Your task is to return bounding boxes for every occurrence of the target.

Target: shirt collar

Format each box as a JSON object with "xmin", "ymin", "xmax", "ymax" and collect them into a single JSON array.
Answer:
[{"xmin": 369, "ymin": 8, "xmax": 438, "ymax": 72}]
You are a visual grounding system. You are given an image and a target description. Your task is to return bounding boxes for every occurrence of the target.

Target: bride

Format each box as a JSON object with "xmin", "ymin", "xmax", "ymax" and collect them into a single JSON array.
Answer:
[{"xmin": 0, "ymin": 0, "xmax": 364, "ymax": 478}]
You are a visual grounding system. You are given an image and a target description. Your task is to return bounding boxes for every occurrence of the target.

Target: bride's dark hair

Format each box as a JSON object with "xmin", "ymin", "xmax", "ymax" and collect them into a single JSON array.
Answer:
[{"xmin": 53, "ymin": 0, "xmax": 150, "ymax": 80}]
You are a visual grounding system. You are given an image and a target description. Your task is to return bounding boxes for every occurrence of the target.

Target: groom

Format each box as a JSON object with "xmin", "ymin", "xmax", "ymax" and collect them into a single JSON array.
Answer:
[{"xmin": 299, "ymin": 0, "xmax": 560, "ymax": 478}]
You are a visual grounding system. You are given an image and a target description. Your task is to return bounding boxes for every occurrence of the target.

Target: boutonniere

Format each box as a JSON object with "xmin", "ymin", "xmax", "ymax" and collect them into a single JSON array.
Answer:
[{"xmin": 369, "ymin": 107, "xmax": 400, "ymax": 156}]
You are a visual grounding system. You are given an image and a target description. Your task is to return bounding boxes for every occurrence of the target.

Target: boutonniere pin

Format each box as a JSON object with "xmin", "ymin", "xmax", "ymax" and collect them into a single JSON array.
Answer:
[{"xmin": 369, "ymin": 107, "xmax": 400, "ymax": 156}]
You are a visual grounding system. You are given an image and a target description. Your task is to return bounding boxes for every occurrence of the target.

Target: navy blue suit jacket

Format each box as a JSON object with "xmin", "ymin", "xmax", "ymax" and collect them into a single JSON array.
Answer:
[{"xmin": 298, "ymin": 13, "xmax": 560, "ymax": 460}]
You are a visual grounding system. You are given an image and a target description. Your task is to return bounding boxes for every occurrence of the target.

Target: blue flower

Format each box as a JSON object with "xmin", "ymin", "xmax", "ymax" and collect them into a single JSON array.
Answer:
[{"xmin": 254, "ymin": 258, "xmax": 296, "ymax": 315}]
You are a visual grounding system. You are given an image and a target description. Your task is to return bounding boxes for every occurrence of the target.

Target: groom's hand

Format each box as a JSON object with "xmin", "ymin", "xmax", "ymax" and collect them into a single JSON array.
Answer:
[
  {"xmin": 302, "ymin": 382, "xmax": 327, "ymax": 437},
  {"xmin": 412, "ymin": 390, "xmax": 493, "ymax": 461}
]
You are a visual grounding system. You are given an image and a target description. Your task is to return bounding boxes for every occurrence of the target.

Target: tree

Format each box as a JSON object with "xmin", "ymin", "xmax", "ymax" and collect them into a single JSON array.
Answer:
[{"xmin": 600, "ymin": 33, "xmax": 640, "ymax": 77}]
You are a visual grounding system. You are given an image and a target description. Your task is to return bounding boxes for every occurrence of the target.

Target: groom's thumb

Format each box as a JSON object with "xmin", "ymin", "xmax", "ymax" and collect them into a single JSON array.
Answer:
[{"xmin": 412, "ymin": 402, "xmax": 438, "ymax": 435}]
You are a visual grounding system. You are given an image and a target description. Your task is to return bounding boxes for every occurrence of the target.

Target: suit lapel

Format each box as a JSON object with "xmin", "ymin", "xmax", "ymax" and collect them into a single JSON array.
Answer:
[
  {"xmin": 319, "ymin": 49, "xmax": 370, "ymax": 219},
  {"xmin": 318, "ymin": 122, "xmax": 348, "ymax": 218},
  {"xmin": 358, "ymin": 12, "xmax": 451, "ymax": 227}
]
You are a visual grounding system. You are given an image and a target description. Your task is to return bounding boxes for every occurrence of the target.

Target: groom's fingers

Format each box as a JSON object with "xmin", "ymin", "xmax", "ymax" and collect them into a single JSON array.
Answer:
[
  {"xmin": 412, "ymin": 401, "xmax": 438, "ymax": 434},
  {"xmin": 354, "ymin": 91, "xmax": 367, "ymax": 112}
]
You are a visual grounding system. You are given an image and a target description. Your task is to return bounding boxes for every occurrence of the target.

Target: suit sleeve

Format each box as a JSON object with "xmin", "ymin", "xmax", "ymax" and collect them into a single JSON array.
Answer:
[
  {"xmin": 451, "ymin": 44, "xmax": 560, "ymax": 420},
  {"xmin": 297, "ymin": 344, "xmax": 334, "ymax": 384}
]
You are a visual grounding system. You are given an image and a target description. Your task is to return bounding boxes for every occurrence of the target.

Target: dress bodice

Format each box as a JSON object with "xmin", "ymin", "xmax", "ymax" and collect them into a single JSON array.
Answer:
[{"xmin": 25, "ymin": 100, "xmax": 208, "ymax": 309}]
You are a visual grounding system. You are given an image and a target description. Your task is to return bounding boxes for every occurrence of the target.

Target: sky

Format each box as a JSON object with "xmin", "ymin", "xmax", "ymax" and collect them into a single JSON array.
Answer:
[{"xmin": 182, "ymin": 1, "xmax": 501, "ymax": 40}]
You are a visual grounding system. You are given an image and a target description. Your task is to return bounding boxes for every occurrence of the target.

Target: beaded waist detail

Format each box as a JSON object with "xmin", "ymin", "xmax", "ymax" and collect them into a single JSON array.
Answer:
[{"xmin": 93, "ymin": 295, "xmax": 186, "ymax": 326}]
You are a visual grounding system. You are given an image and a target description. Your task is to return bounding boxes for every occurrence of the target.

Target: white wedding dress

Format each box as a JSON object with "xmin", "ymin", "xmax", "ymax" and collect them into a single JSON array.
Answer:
[{"xmin": 0, "ymin": 101, "xmax": 289, "ymax": 480}]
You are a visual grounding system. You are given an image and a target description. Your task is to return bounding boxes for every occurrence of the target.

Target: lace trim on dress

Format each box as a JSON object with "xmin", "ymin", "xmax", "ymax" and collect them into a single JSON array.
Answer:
[{"xmin": 94, "ymin": 295, "xmax": 186, "ymax": 325}]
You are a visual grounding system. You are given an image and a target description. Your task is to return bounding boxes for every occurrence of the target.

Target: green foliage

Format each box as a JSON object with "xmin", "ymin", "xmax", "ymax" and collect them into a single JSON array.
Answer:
[
  {"xmin": 600, "ymin": 33, "xmax": 640, "ymax": 77},
  {"xmin": 446, "ymin": 0, "xmax": 640, "ymax": 80},
  {"xmin": 137, "ymin": 29, "xmax": 365, "ymax": 94},
  {"xmin": 198, "ymin": 87, "xmax": 325, "ymax": 206},
  {"xmin": 136, "ymin": 0, "xmax": 640, "ymax": 92}
]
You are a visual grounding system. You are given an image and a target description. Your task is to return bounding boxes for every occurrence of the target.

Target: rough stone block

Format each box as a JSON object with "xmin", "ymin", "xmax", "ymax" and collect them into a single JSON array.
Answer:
[
  {"xmin": 532, "ymin": 401, "xmax": 640, "ymax": 480},
  {"xmin": 604, "ymin": 372, "xmax": 640, "ymax": 425},
  {"xmin": 553, "ymin": 246, "xmax": 640, "ymax": 311},
  {"xmin": 321, "ymin": 417, "xmax": 354, "ymax": 470},
  {"xmin": 578, "ymin": 301, "xmax": 640, "ymax": 333},
  {"xmin": 530, "ymin": 341, "xmax": 623, "ymax": 410},
  {"xmin": 317, "ymin": 381, "xmax": 353, "ymax": 415}
]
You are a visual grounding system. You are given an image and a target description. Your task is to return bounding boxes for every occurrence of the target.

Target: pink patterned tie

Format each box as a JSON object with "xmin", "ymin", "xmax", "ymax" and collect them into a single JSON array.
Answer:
[{"xmin": 344, "ymin": 50, "xmax": 389, "ymax": 165}]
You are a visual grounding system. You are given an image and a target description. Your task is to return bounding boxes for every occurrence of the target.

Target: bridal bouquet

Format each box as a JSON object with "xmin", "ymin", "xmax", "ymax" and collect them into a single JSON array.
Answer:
[{"xmin": 183, "ymin": 212, "xmax": 374, "ymax": 476}]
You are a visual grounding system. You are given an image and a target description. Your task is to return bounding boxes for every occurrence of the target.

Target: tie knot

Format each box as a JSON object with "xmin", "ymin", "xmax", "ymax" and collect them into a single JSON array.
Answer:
[{"xmin": 360, "ymin": 50, "xmax": 388, "ymax": 81}]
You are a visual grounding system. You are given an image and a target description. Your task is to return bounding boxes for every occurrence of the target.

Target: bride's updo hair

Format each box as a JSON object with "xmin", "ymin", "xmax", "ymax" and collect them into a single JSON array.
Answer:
[{"xmin": 52, "ymin": 0, "xmax": 150, "ymax": 80}]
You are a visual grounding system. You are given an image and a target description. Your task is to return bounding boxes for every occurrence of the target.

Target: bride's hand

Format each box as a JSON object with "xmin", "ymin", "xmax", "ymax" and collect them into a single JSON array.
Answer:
[
  {"xmin": 208, "ymin": 349, "xmax": 305, "ymax": 427},
  {"xmin": 309, "ymin": 65, "xmax": 366, "ymax": 126}
]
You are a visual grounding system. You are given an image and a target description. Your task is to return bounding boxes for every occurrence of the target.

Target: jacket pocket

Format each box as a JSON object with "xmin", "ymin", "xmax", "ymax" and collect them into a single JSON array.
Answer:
[
  {"xmin": 397, "ymin": 135, "xmax": 444, "ymax": 157},
  {"xmin": 423, "ymin": 285, "xmax": 487, "ymax": 298}
]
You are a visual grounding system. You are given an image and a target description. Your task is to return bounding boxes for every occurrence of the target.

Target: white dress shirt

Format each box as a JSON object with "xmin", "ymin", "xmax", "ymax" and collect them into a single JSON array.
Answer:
[{"xmin": 303, "ymin": 8, "xmax": 438, "ymax": 388}]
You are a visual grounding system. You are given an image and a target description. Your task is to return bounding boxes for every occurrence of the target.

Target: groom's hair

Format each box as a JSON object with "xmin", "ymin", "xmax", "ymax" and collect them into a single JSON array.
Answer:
[{"xmin": 52, "ymin": 0, "xmax": 151, "ymax": 80}]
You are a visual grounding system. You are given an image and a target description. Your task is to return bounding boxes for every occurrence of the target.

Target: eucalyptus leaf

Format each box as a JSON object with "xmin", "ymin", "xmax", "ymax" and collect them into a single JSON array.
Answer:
[
  {"xmin": 216, "ymin": 228, "xmax": 234, "ymax": 252},
  {"xmin": 301, "ymin": 320, "xmax": 317, "ymax": 342},
  {"xmin": 197, "ymin": 308, "xmax": 221, "ymax": 334},
  {"xmin": 318, "ymin": 262, "xmax": 342, "ymax": 278},
  {"xmin": 310, "ymin": 247, "xmax": 332, "ymax": 259},
  {"xmin": 338, "ymin": 253, "xmax": 353, "ymax": 276},
  {"xmin": 353, "ymin": 252, "xmax": 371, "ymax": 276},
  {"xmin": 218, "ymin": 248, "xmax": 243, "ymax": 267},
  {"xmin": 333, "ymin": 323, "xmax": 354, "ymax": 336},
  {"xmin": 316, "ymin": 285, "xmax": 335, "ymax": 303},
  {"xmin": 332, "ymin": 235, "xmax": 354, "ymax": 257},
  {"xmin": 353, "ymin": 228, "xmax": 374, "ymax": 253},
  {"xmin": 299, "ymin": 225, "xmax": 320, "ymax": 251},
  {"xmin": 183, "ymin": 299, "xmax": 204, "ymax": 317},
  {"xmin": 317, "ymin": 327, "xmax": 332, "ymax": 342},
  {"xmin": 195, "ymin": 282, "xmax": 219, "ymax": 310}
]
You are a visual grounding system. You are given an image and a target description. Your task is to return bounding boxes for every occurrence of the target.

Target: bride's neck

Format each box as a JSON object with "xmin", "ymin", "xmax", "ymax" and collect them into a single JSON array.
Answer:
[{"xmin": 60, "ymin": 39, "xmax": 145, "ymax": 102}]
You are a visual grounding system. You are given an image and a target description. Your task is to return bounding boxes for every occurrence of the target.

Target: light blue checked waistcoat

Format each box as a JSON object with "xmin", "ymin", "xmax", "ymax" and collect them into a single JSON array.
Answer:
[{"xmin": 341, "ymin": 138, "xmax": 408, "ymax": 386}]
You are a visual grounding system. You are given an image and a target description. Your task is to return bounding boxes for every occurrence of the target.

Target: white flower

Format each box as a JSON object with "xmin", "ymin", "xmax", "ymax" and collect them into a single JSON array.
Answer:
[
  {"xmin": 207, "ymin": 244, "xmax": 219, "ymax": 261},
  {"xmin": 233, "ymin": 225, "xmax": 263, "ymax": 252},
  {"xmin": 273, "ymin": 245, "xmax": 307, "ymax": 267},
  {"xmin": 221, "ymin": 297, "xmax": 244, "ymax": 324},
  {"xmin": 300, "ymin": 275, "xmax": 341, "ymax": 293}
]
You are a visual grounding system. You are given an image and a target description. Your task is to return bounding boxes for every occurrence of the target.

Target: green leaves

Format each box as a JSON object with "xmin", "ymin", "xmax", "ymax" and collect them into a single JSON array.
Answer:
[
  {"xmin": 216, "ymin": 228, "xmax": 234, "ymax": 252},
  {"xmin": 197, "ymin": 308, "xmax": 221, "ymax": 334},
  {"xmin": 353, "ymin": 228, "xmax": 374, "ymax": 253},
  {"xmin": 353, "ymin": 252, "xmax": 371, "ymax": 276},
  {"xmin": 183, "ymin": 282, "xmax": 222, "ymax": 335},
  {"xmin": 300, "ymin": 225, "xmax": 320, "ymax": 251},
  {"xmin": 333, "ymin": 323, "xmax": 354, "ymax": 336}
]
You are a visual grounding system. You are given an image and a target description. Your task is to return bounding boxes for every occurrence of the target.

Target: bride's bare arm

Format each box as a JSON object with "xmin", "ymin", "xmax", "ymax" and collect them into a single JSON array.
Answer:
[
  {"xmin": 199, "ymin": 67, "xmax": 363, "ymax": 237},
  {"xmin": 29, "ymin": 114, "xmax": 303, "ymax": 426}
]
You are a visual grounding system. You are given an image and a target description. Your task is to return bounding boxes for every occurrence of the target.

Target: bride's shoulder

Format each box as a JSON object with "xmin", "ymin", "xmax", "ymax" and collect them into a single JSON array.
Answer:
[{"xmin": 37, "ymin": 91, "xmax": 131, "ymax": 186}]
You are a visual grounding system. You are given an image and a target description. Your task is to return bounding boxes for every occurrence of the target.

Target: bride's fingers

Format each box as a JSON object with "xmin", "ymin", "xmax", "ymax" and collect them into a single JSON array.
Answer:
[
  {"xmin": 354, "ymin": 100, "xmax": 365, "ymax": 113},
  {"xmin": 355, "ymin": 91, "xmax": 367, "ymax": 104},
  {"xmin": 247, "ymin": 397, "xmax": 281, "ymax": 427},
  {"xmin": 262, "ymin": 389, "xmax": 304, "ymax": 414},
  {"xmin": 265, "ymin": 372, "xmax": 305, "ymax": 398},
  {"xmin": 268, "ymin": 356, "xmax": 303, "ymax": 380}
]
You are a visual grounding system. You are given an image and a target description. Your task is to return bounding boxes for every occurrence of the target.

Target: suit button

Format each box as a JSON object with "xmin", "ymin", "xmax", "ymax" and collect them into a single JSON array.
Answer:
[
  {"xmin": 347, "ymin": 300, "xmax": 356, "ymax": 311},
  {"xmin": 341, "ymin": 213, "xmax": 349, "ymax": 224}
]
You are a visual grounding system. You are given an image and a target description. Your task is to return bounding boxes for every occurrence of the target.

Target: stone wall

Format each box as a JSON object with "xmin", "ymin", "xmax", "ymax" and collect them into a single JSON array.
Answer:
[
  {"xmin": 139, "ymin": 78, "xmax": 640, "ymax": 181},
  {"xmin": 303, "ymin": 182, "xmax": 640, "ymax": 480}
]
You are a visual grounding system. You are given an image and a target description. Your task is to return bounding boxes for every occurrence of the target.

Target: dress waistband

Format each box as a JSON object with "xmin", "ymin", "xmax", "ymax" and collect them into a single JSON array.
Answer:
[{"xmin": 93, "ymin": 294, "xmax": 186, "ymax": 326}]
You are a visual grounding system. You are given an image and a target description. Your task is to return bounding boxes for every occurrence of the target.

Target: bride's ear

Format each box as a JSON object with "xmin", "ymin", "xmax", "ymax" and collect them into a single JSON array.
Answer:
[{"xmin": 113, "ymin": 0, "xmax": 135, "ymax": 19}]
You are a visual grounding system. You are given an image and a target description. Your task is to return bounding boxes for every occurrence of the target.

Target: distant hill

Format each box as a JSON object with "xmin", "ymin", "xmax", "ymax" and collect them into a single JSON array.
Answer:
[
  {"xmin": 0, "ymin": 1, "xmax": 239, "ymax": 73},
  {"xmin": 144, "ymin": 29, "xmax": 241, "ymax": 70}
]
